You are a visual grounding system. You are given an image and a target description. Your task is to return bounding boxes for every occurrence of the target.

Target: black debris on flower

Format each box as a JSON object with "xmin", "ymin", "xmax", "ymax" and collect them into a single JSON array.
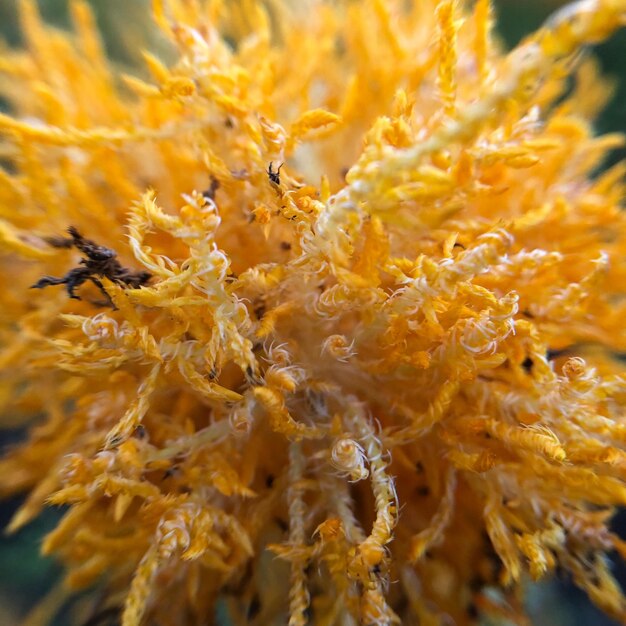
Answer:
[{"xmin": 31, "ymin": 226, "xmax": 151, "ymax": 307}]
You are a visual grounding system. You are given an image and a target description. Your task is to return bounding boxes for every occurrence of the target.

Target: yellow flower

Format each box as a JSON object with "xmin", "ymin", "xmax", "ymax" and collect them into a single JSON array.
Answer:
[{"xmin": 2, "ymin": 0, "xmax": 626, "ymax": 624}]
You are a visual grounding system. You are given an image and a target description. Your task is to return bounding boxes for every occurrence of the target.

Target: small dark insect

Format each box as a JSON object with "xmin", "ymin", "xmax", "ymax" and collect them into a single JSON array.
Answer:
[
  {"xmin": 267, "ymin": 161, "xmax": 283, "ymax": 185},
  {"xmin": 133, "ymin": 424, "xmax": 147, "ymax": 439},
  {"xmin": 202, "ymin": 176, "xmax": 220, "ymax": 201},
  {"xmin": 280, "ymin": 241, "xmax": 292, "ymax": 251},
  {"xmin": 31, "ymin": 227, "xmax": 151, "ymax": 307}
]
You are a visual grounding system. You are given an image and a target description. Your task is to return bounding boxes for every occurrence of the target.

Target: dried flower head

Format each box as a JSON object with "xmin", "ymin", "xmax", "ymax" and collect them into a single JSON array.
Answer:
[{"xmin": 2, "ymin": 0, "xmax": 626, "ymax": 624}]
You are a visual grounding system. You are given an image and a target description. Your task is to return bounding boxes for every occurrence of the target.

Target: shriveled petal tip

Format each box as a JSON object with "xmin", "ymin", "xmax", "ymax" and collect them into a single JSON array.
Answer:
[
  {"xmin": 290, "ymin": 109, "xmax": 342, "ymax": 141},
  {"xmin": 122, "ymin": 74, "xmax": 161, "ymax": 98}
]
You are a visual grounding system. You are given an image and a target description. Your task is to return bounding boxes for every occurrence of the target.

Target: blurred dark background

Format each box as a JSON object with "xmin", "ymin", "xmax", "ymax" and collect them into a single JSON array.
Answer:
[{"xmin": 0, "ymin": 1, "xmax": 625, "ymax": 624}]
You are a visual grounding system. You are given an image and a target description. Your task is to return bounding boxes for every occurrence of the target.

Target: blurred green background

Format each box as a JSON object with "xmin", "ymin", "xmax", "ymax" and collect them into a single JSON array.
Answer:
[{"xmin": 1, "ymin": 1, "xmax": 625, "ymax": 624}]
